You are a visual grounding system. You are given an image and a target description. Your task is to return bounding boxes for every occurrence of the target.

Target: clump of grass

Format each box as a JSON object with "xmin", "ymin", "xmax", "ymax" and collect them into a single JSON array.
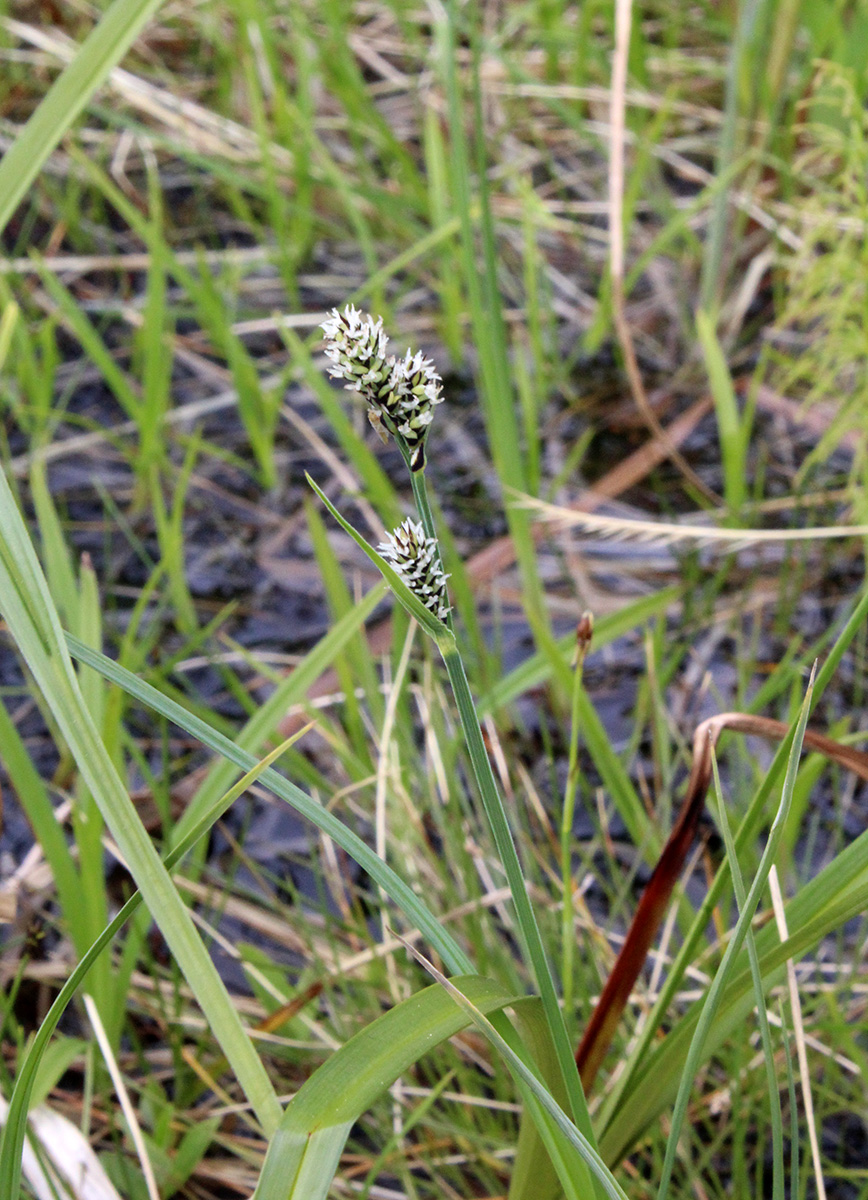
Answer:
[
  {"xmin": 767, "ymin": 66, "xmax": 868, "ymax": 478},
  {"xmin": 0, "ymin": 248, "xmax": 867, "ymax": 1198}
]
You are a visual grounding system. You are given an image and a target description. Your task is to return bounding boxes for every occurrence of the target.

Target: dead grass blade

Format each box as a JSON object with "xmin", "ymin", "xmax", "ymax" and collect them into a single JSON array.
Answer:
[
  {"xmin": 515, "ymin": 496, "xmax": 868, "ymax": 547},
  {"xmin": 575, "ymin": 712, "xmax": 868, "ymax": 1088}
]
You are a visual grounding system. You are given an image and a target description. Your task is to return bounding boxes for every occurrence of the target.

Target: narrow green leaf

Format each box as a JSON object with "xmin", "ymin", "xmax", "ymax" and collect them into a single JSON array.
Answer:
[
  {"xmin": 710, "ymin": 754, "xmax": 784, "ymax": 1200},
  {"xmin": 600, "ymin": 790, "xmax": 868, "ymax": 1164},
  {"xmin": 574, "ymin": 685, "xmax": 656, "ymax": 857},
  {"xmin": 36, "ymin": 266, "xmax": 141, "ymax": 421},
  {"xmin": 0, "ymin": 469, "xmax": 283, "ymax": 1138},
  {"xmin": 479, "ymin": 587, "xmax": 680, "ymax": 717},
  {"xmin": 174, "ymin": 581, "xmax": 387, "ymax": 846},
  {"xmin": 0, "ymin": 699, "xmax": 80, "ymax": 934},
  {"xmin": 65, "ymin": 633, "xmax": 474, "ymax": 978},
  {"xmin": 509, "ymin": 998, "xmax": 573, "ymax": 1200},
  {"xmin": 0, "ymin": 731, "xmax": 307, "ymax": 1198},
  {"xmin": 697, "ymin": 308, "xmax": 748, "ymax": 514},
  {"xmin": 0, "ymin": 301, "xmax": 18, "ymax": 371},
  {"xmin": 590, "ymin": 673, "xmax": 818, "ymax": 1172},
  {"xmin": 29, "ymin": 463, "xmax": 79, "ymax": 632},
  {"xmin": 655, "ymin": 674, "xmax": 812, "ymax": 1200},
  {"xmin": 28, "ymin": 1038, "xmax": 89, "ymax": 1112},
  {"xmin": 599, "ymin": 586, "xmax": 868, "ymax": 1136},
  {"xmin": 0, "ymin": 0, "xmax": 166, "ymax": 236}
]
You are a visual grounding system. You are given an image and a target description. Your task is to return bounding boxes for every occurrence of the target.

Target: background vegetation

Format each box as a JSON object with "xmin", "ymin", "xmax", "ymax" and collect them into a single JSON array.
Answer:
[{"xmin": 0, "ymin": 0, "xmax": 868, "ymax": 1196}]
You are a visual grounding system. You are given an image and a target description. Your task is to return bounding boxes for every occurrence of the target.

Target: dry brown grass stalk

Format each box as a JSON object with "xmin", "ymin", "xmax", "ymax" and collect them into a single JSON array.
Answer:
[{"xmin": 575, "ymin": 712, "xmax": 868, "ymax": 1088}]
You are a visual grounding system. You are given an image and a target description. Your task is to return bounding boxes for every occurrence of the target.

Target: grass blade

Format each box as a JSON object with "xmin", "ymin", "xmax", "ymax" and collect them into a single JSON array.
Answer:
[
  {"xmin": 0, "ymin": 733, "xmax": 303, "ymax": 1199},
  {"xmin": 598, "ymin": 584, "xmax": 868, "ymax": 1133},
  {"xmin": 173, "ymin": 580, "xmax": 387, "ymax": 846},
  {"xmin": 697, "ymin": 308, "xmax": 750, "ymax": 515},
  {"xmin": 0, "ymin": 0, "xmax": 166, "ymax": 236},
  {"xmin": 710, "ymin": 754, "xmax": 784, "ymax": 1200},
  {"xmin": 0, "ymin": 467, "xmax": 283, "ymax": 1137},
  {"xmin": 65, "ymin": 633, "xmax": 474, "ymax": 977},
  {"xmin": 252, "ymin": 976, "xmax": 524, "ymax": 1200},
  {"xmin": 408, "ymin": 958, "xmax": 630, "ymax": 1200}
]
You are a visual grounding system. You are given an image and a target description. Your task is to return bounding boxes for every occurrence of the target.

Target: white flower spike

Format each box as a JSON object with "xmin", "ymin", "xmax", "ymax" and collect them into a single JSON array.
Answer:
[
  {"xmin": 378, "ymin": 518, "xmax": 451, "ymax": 621},
  {"xmin": 320, "ymin": 305, "xmax": 391, "ymax": 393},
  {"xmin": 321, "ymin": 306, "xmax": 444, "ymax": 471}
]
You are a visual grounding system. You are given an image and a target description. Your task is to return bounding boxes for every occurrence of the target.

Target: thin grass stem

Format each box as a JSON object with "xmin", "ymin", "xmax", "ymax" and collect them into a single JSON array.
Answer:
[{"xmin": 439, "ymin": 642, "xmax": 595, "ymax": 1146}]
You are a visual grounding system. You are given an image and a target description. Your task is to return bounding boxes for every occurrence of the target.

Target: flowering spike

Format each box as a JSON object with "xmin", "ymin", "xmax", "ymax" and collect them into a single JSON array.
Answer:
[
  {"xmin": 320, "ymin": 305, "xmax": 391, "ymax": 394},
  {"xmin": 321, "ymin": 307, "xmax": 443, "ymax": 471},
  {"xmin": 378, "ymin": 518, "xmax": 451, "ymax": 621},
  {"xmin": 383, "ymin": 349, "xmax": 444, "ymax": 472}
]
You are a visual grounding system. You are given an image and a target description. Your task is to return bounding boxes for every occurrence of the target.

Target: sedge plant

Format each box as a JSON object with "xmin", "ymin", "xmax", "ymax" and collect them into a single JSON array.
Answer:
[{"xmin": 305, "ymin": 302, "xmax": 605, "ymax": 1198}]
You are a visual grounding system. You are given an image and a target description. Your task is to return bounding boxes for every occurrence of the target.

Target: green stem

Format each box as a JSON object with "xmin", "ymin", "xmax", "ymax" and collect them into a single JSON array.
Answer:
[
  {"xmin": 560, "ymin": 645, "xmax": 586, "ymax": 1019},
  {"xmin": 409, "ymin": 461, "xmax": 455, "ymax": 640},
  {"xmin": 439, "ymin": 640, "xmax": 595, "ymax": 1146},
  {"xmin": 409, "ymin": 463, "xmax": 438, "ymax": 549},
  {"xmin": 408, "ymin": 456, "xmax": 596, "ymax": 1153}
]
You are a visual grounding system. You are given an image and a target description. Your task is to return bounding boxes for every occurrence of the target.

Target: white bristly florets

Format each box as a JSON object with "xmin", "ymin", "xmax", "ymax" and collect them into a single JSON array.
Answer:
[
  {"xmin": 320, "ymin": 305, "xmax": 391, "ymax": 394},
  {"xmin": 321, "ymin": 306, "xmax": 444, "ymax": 472},
  {"xmin": 378, "ymin": 518, "xmax": 451, "ymax": 621},
  {"xmin": 384, "ymin": 350, "xmax": 444, "ymax": 469}
]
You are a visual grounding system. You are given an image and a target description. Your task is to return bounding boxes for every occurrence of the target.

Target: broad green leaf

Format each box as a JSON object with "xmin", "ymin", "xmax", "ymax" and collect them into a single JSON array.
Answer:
[
  {"xmin": 411, "ymin": 973, "xmax": 630, "ymax": 1200},
  {"xmin": 509, "ymin": 997, "xmax": 574, "ymax": 1200},
  {"xmin": 254, "ymin": 977, "xmax": 522, "ymax": 1200}
]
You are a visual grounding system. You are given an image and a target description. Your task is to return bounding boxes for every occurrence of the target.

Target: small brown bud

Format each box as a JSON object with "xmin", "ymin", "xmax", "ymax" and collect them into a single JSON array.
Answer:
[{"xmin": 572, "ymin": 611, "xmax": 594, "ymax": 668}]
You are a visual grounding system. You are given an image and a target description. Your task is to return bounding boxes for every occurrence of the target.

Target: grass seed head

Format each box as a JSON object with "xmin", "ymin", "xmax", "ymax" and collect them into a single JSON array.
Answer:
[
  {"xmin": 321, "ymin": 304, "xmax": 391, "ymax": 393},
  {"xmin": 384, "ymin": 349, "xmax": 444, "ymax": 471},
  {"xmin": 378, "ymin": 518, "xmax": 451, "ymax": 620},
  {"xmin": 321, "ymin": 307, "xmax": 443, "ymax": 472}
]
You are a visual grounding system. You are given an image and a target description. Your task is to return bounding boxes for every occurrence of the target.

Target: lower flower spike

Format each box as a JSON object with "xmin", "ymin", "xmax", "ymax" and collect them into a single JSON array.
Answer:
[{"xmin": 378, "ymin": 519, "xmax": 451, "ymax": 621}]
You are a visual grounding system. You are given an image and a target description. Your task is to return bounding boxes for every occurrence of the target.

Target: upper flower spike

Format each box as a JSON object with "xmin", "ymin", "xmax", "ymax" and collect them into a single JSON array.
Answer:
[
  {"xmin": 321, "ymin": 306, "xmax": 444, "ymax": 472},
  {"xmin": 321, "ymin": 305, "xmax": 390, "ymax": 393}
]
